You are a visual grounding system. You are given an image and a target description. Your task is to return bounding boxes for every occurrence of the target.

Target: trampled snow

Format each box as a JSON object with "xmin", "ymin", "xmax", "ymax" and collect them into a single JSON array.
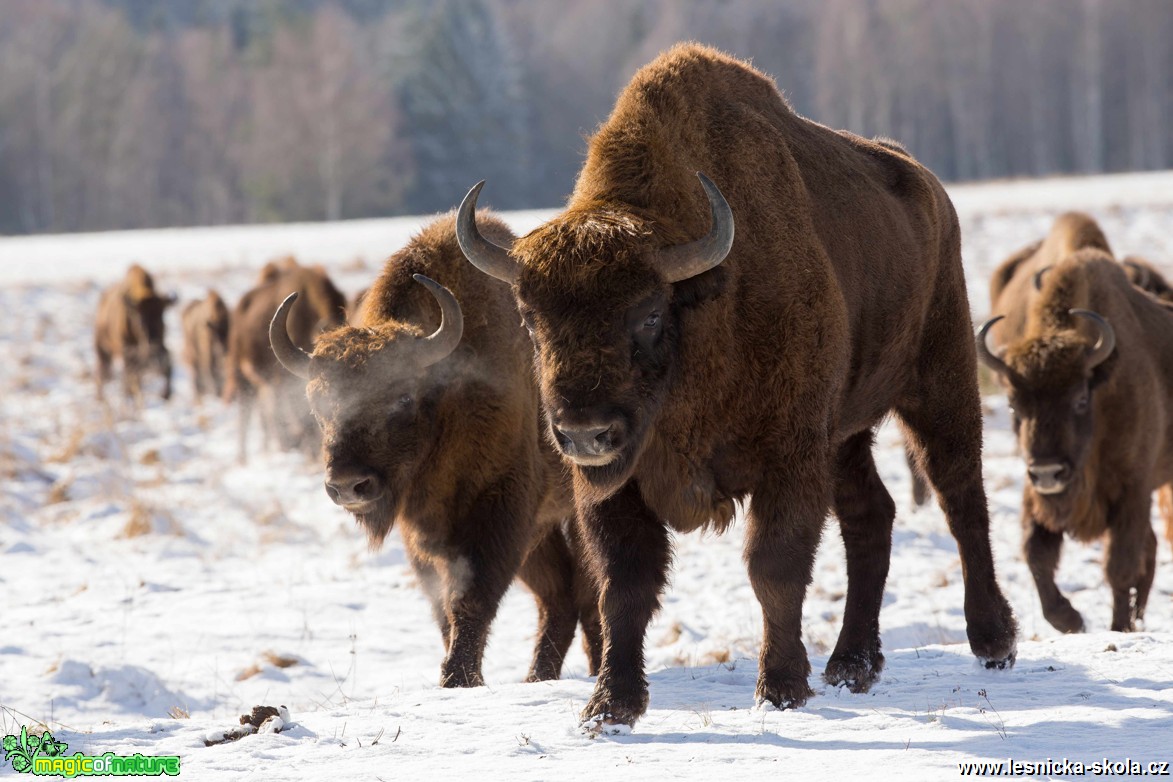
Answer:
[{"xmin": 1, "ymin": 172, "xmax": 1171, "ymax": 779}]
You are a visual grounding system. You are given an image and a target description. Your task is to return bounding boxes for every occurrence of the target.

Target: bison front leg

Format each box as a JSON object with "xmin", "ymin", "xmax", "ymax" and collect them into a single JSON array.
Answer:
[
  {"xmin": 516, "ymin": 525, "xmax": 578, "ymax": 682},
  {"xmin": 825, "ymin": 431, "xmax": 894, "ymax": 693},
  {"xmin": 566, "ymin": 519, "xmax": 603, "ymax": 676},
  {"xmin": 1024, "ymin": 518, "xmax": 1083, "ymax": 633},
  {"xmin": 578, "ymin": 480, "xmax": 671, "ymax": 732},
  {"xmin": 1105, "ymin": 492, "xmax": 1154, "ymax": 632},
  {"xmin": 438, "ymin": 494, "xmax": 525, "ymax": 688},
  {"xmin": 746, "ymin": 465, "xmax": 825, "ymax": 711}
]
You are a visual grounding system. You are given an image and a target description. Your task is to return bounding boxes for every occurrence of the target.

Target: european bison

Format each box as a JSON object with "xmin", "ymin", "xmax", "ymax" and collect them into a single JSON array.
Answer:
[
  {"xmin": 94, "ymin": 264, "xmax": 175, "ymax": 404},
  {"xmin": 224, "ymin": 259, "xmax": 346, "ymax": 463},
  {"xmin": 457, "ymin": 43, "xmax": 1016, "ymax": 730},
  {"xmin": 977, "ymin": 250, "xmax": 1171, "ymax": 632},
  {"xmin": 269, "ymin": 214, "xmax": 601, "ymax": 686},
  {"xmin": 181, "ymin": 290, "xmax": 230, "ymax": 400}
]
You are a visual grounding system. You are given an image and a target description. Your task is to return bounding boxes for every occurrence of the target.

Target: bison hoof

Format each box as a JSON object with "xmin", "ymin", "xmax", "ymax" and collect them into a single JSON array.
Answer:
[
  {"xmin": 439, "ymin": 666, "xmax": 485, "ymax": 689},
  {"xmin": 579, "ymin": 685, "xmax": 648, "ymax": 735},
  {"xmin": 824, "ymin": 650, "xmax": 884, "ymax": 693},
  {"xmin": 524, "ymin": 664, "xmax": 562, "ymax": 683},
  {"xmin": 967, "ymin": 596, "xmax": 1019, "ymax": 667},
  {"xmin": 755, "ymin": 671, "xmax": 813, "ymax": 711},
  {"xmin": 1044, "ymin": 603, "xmax": 1085, "ymax": 635}
]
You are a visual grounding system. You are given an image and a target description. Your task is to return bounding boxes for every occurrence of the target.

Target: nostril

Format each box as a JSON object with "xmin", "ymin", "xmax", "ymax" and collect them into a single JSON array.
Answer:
[
  {"xmin": 353, "ymin": 478, "xmax": 371, "ymax": 498},
  {"xmin": 553, "ymin": 427, "xmax": 576, "ymax": 454},
  {"xmin": 592, "ymin": 426, "xmax": 612, "ymax": 448}
]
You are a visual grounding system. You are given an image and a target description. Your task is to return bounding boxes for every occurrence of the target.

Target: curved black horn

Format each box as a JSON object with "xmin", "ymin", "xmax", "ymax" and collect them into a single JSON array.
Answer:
[
  {"xmin": 653, "ymin": 172, "xmax": 735, "ymax": 284},
  {"xmin": 975, "ymin": 315, "xmax": 1011, "ymax": 376},
  {"xmin": 269, "ymin": 292, "xmax": 311, "ymax": 379},
  {"xmin": 1033, "ymin": 266, "xmax": 1051, "ymax": 291},
  {"xmin": 1122, "ymin": 260, "xmax": 1150, "ymax": 290},
  {"xmin": 1069, "ymin": 308, "xmax": 1115, "ymax": 369},
  {"xmin": 456, "ymin": 181, "xmax": 519, "ymax": 284},
  {"xmin": 413, "ymin": 274, "xmax": 464, "ymax": 367}
]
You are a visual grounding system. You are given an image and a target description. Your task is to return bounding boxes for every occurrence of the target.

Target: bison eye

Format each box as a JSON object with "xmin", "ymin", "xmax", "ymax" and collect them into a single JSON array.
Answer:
[
  {"xmin": 390, "ymin": 394, "xmax": 414, "ymax": 414},
  {"xmin": 643, "ymin": 312, "xmax": 661, "ymax": 330},
  {"xmin": 1073, "ymin": 392, "xmax": 1089, "ymax": 415}
]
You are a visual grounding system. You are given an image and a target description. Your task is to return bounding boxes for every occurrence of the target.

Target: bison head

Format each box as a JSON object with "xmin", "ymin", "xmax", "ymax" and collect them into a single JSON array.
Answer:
[
  {"xmin": 977, "ymin": 309, "xmax": 1116, "ymax": 500},
  {"xmin": 269, "ymin": 274, "xmax": 463, "ymax": 545},
  {"xmin": 456, "ymin": 173, "xmax": 733, "ymax": 495}
]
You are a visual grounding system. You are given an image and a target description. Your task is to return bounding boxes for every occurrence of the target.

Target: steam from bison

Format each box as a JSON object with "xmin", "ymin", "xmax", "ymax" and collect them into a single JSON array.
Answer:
[
  {"xmin": 458, "ymin": 44, "xmax": 1016, "ymax": 730},
  {"xmin": 978, "ymin": 250, "xmax": 1171, "ymax": 633},
  {"xmin": 270, "ymin": 214, "xmax": 601, "ymax": 687},
  {"xmin": 94, "ymin": 264, "xmax": 175, "ymax": 404}
]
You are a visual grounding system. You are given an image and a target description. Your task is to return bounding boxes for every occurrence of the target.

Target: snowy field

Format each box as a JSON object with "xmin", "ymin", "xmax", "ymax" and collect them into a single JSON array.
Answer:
[{"xmin": 2, "ymin": 171, "xmax": 1172, "ymax": 779}]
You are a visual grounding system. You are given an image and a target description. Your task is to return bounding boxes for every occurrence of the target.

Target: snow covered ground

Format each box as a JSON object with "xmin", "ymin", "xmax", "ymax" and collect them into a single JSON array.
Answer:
[{"xmin": 2, "ymin": 172, "xmax": 1172, "ymax": 779}]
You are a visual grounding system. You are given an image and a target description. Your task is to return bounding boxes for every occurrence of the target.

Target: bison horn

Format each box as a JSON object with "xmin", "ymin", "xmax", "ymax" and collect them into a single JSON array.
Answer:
[
  {"xmin": 653, "ymin": 172, "xmax": 735, "ymax": 284},
  {"xmin": 1033, "ymin": 266, "xmax": 1051, "ymax": 291},
  {"xmin": 1069, "ymin": 308, "xmax": 1115, "ymax": 369},
  {"xmin": 413, "ymin": 274, "xmax": 464, "ymax": 367},
  {"xmin": 269, "ymin": 292, "xmax": 312, "ymax": 380},
  {"xmin": 1122, "ymin": 260, "xmax": 1150, "ymax": 289},
  {"xmin": 456, "ymin": 181, "xmax": 519, "ymax": 284},
  {"xmin": 975, "ymin": 315, "xmax": 1011, "ymax": 376}
]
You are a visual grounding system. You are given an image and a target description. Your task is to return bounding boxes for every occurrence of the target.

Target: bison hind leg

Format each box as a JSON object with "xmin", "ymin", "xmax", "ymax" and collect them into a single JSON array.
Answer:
[
  {"xmin": 517, "ymin": 525, "xmax": 578, "ymax": 683},
  {"xmin": 824, "ymin": 430, "xmax": 892, "ymax": 693}
]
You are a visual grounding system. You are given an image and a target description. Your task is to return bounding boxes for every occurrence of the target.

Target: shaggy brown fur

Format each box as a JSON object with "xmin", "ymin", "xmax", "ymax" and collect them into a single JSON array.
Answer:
[
  {"xmin": 287, "ymin": 213, "xmax": 600, "ymax": 687},
  {"xmin": 981, "ymin": 251, "xmax": 1173, "ymax": 633},
  {"xmin": 347, "ymin": 287, "xmax": 370, "ymax": 326},
  {"xmin": 461, "ymin": 44, "xmax": 1015, "ymax": 728},
  {"xmin": 224, "ymin": 259, "xmax": 346, "ymax": 463},
  {"xmin": 181, "ymin": 290, "xmax": 230, "ymax": 400},
  {"xmin": 988, "ymin": 212, "xmax": 1112, "ymax": 350},
  {"xmin": 94, "ymin": 264, "xmax": 175, "ymax": 404}
]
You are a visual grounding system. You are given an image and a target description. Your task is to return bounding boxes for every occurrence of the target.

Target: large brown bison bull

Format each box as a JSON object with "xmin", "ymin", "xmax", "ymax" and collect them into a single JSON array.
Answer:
[
  {"xmin": 457, "ymin": 43, "xmax": 1016, "ymax": 730},
  {"xmin": 269, "ymin": 214, "xmax": 601, "ymax": 687},
  {"xmin": 978, "ymin": 251, "xmax": 1171, "ymax": 633},
  {"xmin": 224, "ymin": 259, "xmax": 346, "ymax": 463},
  {"xmin": 181, "ymin": 290, "xmax": 230, "ymax": 401},
  {"xmin": 94, "ymin": 264, "xmax": 175, "ymax": 404}
]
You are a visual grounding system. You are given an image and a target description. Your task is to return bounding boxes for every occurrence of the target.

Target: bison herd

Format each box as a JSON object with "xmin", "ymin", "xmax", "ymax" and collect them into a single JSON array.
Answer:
[{"xmin": 88, "ymin": 45, "xmax": 1172, "ymax": 734}]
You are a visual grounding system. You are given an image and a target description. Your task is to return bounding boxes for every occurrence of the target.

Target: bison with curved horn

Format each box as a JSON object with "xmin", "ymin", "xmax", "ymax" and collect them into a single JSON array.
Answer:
[
  {"xmin": 978, "ymin": 250, "xmax": 1172, "ymax": 633},
  {"xmin": 458, "ymin": 43, "xmax": 1016, "ymax": 732},
  {"xmin": 270, "ymin": 214, "xmax": 601, "ymax": 688}
]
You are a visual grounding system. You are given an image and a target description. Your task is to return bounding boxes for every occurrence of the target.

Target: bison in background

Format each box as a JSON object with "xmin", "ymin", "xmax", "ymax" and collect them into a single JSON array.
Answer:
[
  {"xmin": 94, "ymin": 264, "xmax": 175, "ymax": 404},
  {"xmin": 458, "ymin": 43, "xmax": 1015, "ymax": 731},
  {"xmin": 224, "ymin": 259, "xmax": 346, "ymax": 463},
  {"xmin": 978, "ymin": 251, "xmax": 1172, "ymax": 633},
  {"xmin": 269, "ymin": 213, "xmax": 601, "ymax": 687},
  {"xmin": 182, "ymin": 290, "xmax": 230, "ymax": 401}
]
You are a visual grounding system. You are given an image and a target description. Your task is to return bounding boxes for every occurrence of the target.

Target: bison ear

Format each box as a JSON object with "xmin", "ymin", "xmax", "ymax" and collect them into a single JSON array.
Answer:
[
  {"xmin": 1088, "ymin": 349, "xmax": 1118, "ymax": 390},
  {"xmin": 671, "ymin": 265, "xmax": 728, "ymax": 308}
]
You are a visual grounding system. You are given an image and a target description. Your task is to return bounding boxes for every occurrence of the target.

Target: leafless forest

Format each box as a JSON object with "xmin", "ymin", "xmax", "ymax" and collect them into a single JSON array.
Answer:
[{"xmin": 0, "ymin": 0, "xmax": 1169, "ymax": 234}]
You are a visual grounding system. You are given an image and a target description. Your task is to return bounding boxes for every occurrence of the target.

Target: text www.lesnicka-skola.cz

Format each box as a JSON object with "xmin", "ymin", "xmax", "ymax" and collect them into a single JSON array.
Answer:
[{"xmin": 959, "ymin": 758, "xmax": 1170, "ymax": 776}]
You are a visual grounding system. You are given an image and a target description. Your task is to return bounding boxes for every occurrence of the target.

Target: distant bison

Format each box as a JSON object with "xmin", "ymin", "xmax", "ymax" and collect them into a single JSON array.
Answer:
[
  {"xmin": 458, "ymin": 44, "xmax": 1015, "ymax": 730},
  {"xmin": 224, "ymin": 259, "xmax": 346, "ymax": 463},
  {"xmin": 978, "ymin": 250, "xmax": 1171, "ymax": 632},
  {"xmin": 94, "ymin": 264, "xmax": 175, "ymax": 404},
  {"xmin": 181, "ymin": 290, "xmax": 230, "ymax": 400},
  {"xmin": 270, "ymin": 214, "xmax": 601, "ymax": 686}
]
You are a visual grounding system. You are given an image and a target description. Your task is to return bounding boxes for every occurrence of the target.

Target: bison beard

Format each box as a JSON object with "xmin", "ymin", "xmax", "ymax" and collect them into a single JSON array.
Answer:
[{"xmin": 459, "ymin": 43, "xmax": 1017, "ymax": 732}]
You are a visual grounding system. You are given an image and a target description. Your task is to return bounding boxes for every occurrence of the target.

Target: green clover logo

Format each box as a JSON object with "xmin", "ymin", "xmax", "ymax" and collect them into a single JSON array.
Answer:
[{"xmin": 2, "ymin": 727, "xmax": 69, "ymax": 774}]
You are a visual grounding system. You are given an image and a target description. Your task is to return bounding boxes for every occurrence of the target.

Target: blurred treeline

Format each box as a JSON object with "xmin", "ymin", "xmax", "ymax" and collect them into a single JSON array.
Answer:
[{"xmin": 0, "ymin": 0, "xmax": 1169, "ymax": 234}]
